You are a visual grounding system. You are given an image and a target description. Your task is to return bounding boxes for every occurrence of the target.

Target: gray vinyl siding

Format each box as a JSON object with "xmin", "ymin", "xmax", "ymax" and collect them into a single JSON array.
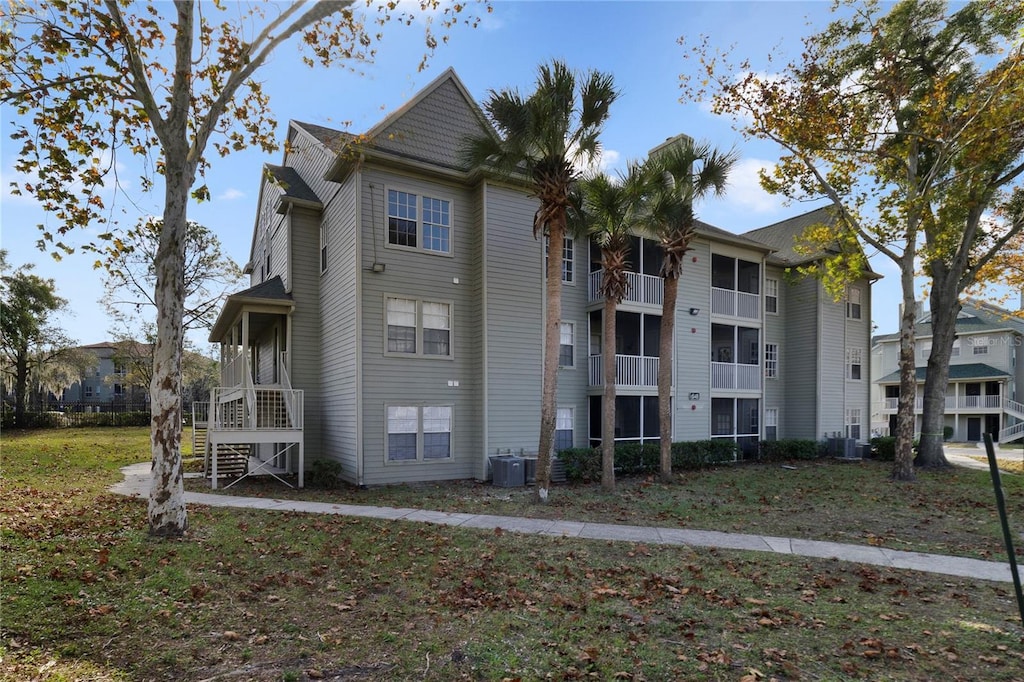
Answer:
[
  {"xmin": 318, "ymin": 172, "xmax": 359, "ymax": 481},
  {"xmin": 1015, "ymin": 335, "xmax": 1024, "ymax": 402},
  {"xmin": 359, "ymin": 167, "xmax": 481, "ymax": 484},
  {"xmin": 374, "ymin": 79, "xmax": 486, "ymax": 171},
  {"xmin": 674, "ymin": 240, "xmax": 712, "ymax": 440},
  {"xmin": 819, "ymin": 284, "xmax": 847, "ymax": 439},
  {"xmin": 762, "ymin": 266, "xmax": 785, "ymax": 430},
  {"xmin": 843, "ymin": 280, "xmax": 872, "ymax": 441},
  {"xmin": 557, "ymin": 234, "xmax": 589, "ymax": 449},
  {"xmin": 287, "ymin": 205, "xmax": 323, "ymax": 462},
  {"xmin": 483, "ymin": 182, "xmax": 544, "ymax": 457},
  {"xmin": 781, "ymin": 275, "xmax": 820, "ymax": 439}
]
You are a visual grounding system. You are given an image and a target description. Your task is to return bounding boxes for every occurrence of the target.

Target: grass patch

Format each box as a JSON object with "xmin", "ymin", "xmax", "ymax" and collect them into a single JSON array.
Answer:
[{"xmin": 3, "ymin": 427, "xmax": 1024, "ymax": 681}]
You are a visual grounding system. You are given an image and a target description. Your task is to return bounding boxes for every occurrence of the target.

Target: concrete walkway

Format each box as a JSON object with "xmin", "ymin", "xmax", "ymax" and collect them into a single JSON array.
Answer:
[{"xmin": 110, "ymin": 460, "xmax": 1019, "ymax": 584}]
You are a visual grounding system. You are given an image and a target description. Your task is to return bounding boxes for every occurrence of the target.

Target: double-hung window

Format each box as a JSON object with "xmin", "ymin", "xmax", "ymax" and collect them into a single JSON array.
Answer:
[
  {"xmin": 845, "ymin": 408, "xmax": 862, "ymax": 440},
  {"xmin": 555, "ymin": 407, "xmax": 574, "ymax": 451},
  {"xmin": 387, "ymin": 189, "xmax": 451, "ymax": 254},
  {"xmin": 559, "ymin": 322, "xmax": 575, "ymax": 368},
  {"xmin": 765, "ymin": 278, "xmax": 779, "ymax": 314},
  {"xmin": 545, "ymin": 236, "xmax": 575, "ymax": 283},
  {"xmin": 386, "ymin": 297, "xmax": 451, "ymax": 357},
  {"xmin": 764, "ymin": 343, "xmax": 778, "ymax": 379},
  {"xmin": 847, "ymin": 287, "xmax": 862, "ymax": 320},
  {"xmin": 387, "ymin": 405, "xmax": 452, "ymax": 462},
  {"xmin": 847, "ymin": 347, "xmax": 863, "ymax": 380}
]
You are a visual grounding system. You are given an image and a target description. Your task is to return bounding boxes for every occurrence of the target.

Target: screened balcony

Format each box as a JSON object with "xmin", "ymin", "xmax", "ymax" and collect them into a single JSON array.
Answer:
[
  {"xmin": 711, "ymin": 254, "xmax": 761, "ymax": 321},
  {"xmin": 588, "ymin": 235, "xmax": 664, "ymax": 307},
  {"xmin": 710, "ymin": 323, "xmax": 761, "ymax": 391},
  {"xmin": 588, "ymin": 310, "xmax": 664, "ymax": 389}
]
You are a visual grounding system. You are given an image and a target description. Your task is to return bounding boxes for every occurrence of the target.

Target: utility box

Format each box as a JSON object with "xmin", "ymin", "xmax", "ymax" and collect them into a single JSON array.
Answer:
[{"xmin": 491, "ymin": 455, "xmax": 525, "ymax": 487}]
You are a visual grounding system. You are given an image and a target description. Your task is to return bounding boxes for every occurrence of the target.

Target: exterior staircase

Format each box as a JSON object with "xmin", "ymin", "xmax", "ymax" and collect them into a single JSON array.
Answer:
[
  {"xmin": 205, "ymin": 443, "xmax": 251, "ymax": 479},
  {"xmin": 998, "ymin": 398, "xmax": 1024, "ymax": 443}
]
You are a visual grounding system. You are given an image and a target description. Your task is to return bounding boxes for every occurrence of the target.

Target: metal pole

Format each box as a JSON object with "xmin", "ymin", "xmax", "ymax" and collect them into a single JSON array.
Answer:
[{"xmin": 983, "ymin": 433, "xmax": 1024, "ymax": 627}]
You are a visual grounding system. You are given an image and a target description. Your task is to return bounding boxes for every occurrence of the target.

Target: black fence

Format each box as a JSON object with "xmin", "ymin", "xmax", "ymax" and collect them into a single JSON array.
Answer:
[{"xmin": 3, "ymin": 400, "xmax": 201, "ymax": 429}]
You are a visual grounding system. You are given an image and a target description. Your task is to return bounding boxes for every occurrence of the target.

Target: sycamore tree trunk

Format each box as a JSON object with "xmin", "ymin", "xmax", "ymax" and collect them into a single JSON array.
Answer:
[
  {"xmin": 658, "ymin": 273, "xmax": 679, "ymax": 482},
  {"xmin": 149, "ymin": 158, "xmax": 190, "ymax": 536},
  {"xmin": 536, "ymin": 224, "xmax": 564, "ymax": 503},
  {"xmin": 893, "ymin": 284, "xmax": 918, "ymax": 482},
  {"xmin": 601, "ymin": 297, "xmax": 617, "ymax": 491},
  {"xmin": 917, "ymin": 277, "xmax": 958, "ymax": 467}
]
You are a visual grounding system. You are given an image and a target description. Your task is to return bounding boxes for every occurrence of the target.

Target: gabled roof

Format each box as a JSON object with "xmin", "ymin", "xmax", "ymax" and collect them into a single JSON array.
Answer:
[
  {"xmin": 742, "ymin": 206, "xmax": 882, "ymax": 279},
  {"xmin": 266, "ymin": 165, "xmax": 322, "ymax": 210},
  {"xmin": 208, "ymin": 276, "xmax": 294, "ymax": 342},
  {"xmin": 877, "ymin": 362, "xmax": 1010, "ymax": 384},
  {"xmin": 695, "ymin": 219, "xmax": 775, "ymax": 253},
  {"xmin": 873, "ymin": 298, "xmax": 1024, "ymax": 343}
]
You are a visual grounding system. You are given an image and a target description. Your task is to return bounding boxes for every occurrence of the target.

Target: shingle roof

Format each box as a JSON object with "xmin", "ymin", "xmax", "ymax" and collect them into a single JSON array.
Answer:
[
  {"xmin": 695, "ymin": 220, "xmax": 775, "ymax": 252},
  {"xmin": 226, "ymin": 275, "xmax": 292, "ymax": 303},
  {"xmin": 266, "ymin": 165, "xmax": 321, "ymax": 206},
  {"xmin": 873, "ymin": 299, "xmax": 1024, "ymax": 343},
  {"xmin": 292, "ymin": 121, "xmax": 354, "ymax": 153},
  {"xmin": 877, "ymin": 362, "xmax": 1010, "ymax": 383},
  {"xmin": 741, "ymin": 206, "xmax": 838, "ymax": 266}
]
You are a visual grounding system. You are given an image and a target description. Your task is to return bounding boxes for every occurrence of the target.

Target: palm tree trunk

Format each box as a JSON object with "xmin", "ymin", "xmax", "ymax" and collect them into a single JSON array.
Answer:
[
  {"xmin": 659, "ymin": 274, "xmax": 678, "ymax": 482},
  {"xmin": 536, "ymin": 225, "xmax": 564, "ymax": 503},
  {"xmin": 602, "ymin": 299, "xmax": 616, "ymax": 491}
]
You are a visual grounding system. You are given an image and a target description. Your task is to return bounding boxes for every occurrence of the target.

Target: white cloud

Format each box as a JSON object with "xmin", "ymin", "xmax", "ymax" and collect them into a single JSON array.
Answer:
[
  {"xmin": 722, "ymin": 158, "xmax": 786, "ymax": 213},
  {"xmin": 217, "ymin": 188, "xmax": 245, "ymax": 201}
]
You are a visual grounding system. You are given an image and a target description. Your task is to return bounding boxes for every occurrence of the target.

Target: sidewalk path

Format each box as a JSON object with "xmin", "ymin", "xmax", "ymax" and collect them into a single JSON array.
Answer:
[{"xmin": 111, "ymin": 461, "xmax": 1016, "ymax": 584}]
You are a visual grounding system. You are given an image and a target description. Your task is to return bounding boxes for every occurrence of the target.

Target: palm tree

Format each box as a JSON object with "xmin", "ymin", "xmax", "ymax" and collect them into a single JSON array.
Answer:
[
  {"xmin": 463, "ymin": 60, "xmax": 618, "ymax": 503},
  {"xmin": 570, "ymin": 166, "xmax": 646, "ymax": 491},
  {"xmin": 643, "ymin": 138, "xmax": 737, "ymax": 483}
]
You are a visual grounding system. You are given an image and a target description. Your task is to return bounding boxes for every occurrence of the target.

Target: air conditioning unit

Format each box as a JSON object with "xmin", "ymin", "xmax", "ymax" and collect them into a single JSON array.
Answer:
[{"xmin": 491, "ymin": 455, "xmax": 525, "ymax": 487}]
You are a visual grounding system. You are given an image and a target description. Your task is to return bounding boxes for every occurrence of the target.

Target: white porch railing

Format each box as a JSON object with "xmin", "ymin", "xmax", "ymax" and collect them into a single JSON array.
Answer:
[
  {"xmin": 210, "ymin": 386, "xmax": 304, "ymax": 431},
  {"xmin": 881, "ymin": 395, "xmax": 1005, "ymax": 412},
  {"xmin": 711, "ymin": 287, "xmax": 761, "ymax": 320},
  {"xmin": 999, "ymin": 420, "xmax": 1024, "ymax": 443},
  {"xmin": 588, "ymin": 354, "xmax": 660, "ymax": 388},
  {"xmin": 588, "ymin": 270, "xmax": 664, "ymax": 307},
  {"xmin": 710, "ymin": 362, "xmax": 761, "ymax": 391},
  {"xmin": 222, "ymin": 349, "xmax": 249, "ymax": 388}
]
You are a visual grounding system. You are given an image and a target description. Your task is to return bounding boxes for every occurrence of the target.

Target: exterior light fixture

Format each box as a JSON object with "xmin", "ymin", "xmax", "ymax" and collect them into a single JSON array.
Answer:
[
  {"xmin": 689, "ymin": 307, "xmax": 700, "ymax": 316},
  {"xmin": 371, "ymin": 262, "xmax": 386, "ymax": 273}
]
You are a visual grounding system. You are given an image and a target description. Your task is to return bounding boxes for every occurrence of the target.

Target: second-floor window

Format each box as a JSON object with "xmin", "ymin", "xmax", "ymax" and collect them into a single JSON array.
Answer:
[
  {"xmin": 387, "ymin": 189, "xmax": 451, "ymax": 255},
  {"xmin": 765, "ymin": 278, "xmax": 778, "ymax": 314},
  {"xmin": 847, "ymin": 347, "xmax": 863, "ymax": 380},
  {"xmin": 545, "ymin": 236, "xmax": 575, "ymax": 283},
  {"xmin": 559, "ymin": 322, "xmax": 575, "ymax": 368},
  {"xmin": 386, "ymin": 297, "xmax": 451, "ymax": 357},
  {"xmin": 973, "ymin": 337, "xmax": 989, "ymax": 355},
  {"xmin": 764, "ymin": 343, "xmax": 778, "ymax": 379},
  {"xmin": 847, "ymin": 287, "xmax": 862, "ymax": 320}
]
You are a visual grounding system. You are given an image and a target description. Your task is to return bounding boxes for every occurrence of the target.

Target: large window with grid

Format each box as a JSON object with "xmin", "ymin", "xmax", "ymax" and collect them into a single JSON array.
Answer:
[
  {"xmin": 387, "ymin": 405, "xmax": 452, "ymax": 462},
  {"xmin": 545, "ymin": 236, "xmax": 575, "ymax": 283},
  {"xmin": 846, "ymin": 287, "xmax": 862, "ymax": 320},
  {"xmin": 387, "ymin": 189, "xmax": 451, "ymax": 254},
  {"xmin": 385, "ymin": 297, "xmax": 451, "ymax": 357},
  {"xmin": 765, "ymin": 278, "xmax": 779, "ymax": 314}
]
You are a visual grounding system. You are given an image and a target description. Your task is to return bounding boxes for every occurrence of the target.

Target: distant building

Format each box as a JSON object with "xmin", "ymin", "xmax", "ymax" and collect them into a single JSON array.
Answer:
[
  {"xmin": 61, "ymin": 341, "xmax": 149, "ymax": 411},
  {"xmin": 871, "ymin": 299, "xmax": 1024, "ymax": 442}
]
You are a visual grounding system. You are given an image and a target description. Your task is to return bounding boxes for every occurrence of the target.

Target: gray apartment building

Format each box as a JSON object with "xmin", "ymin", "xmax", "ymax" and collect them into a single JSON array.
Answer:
[{"xmin": 205, "ymin": 69, "xmax": 875, "ymax": 487}]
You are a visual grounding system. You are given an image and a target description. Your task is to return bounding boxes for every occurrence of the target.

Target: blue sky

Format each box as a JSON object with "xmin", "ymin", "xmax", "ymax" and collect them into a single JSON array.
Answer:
[{"xmin": 1, "ymin": 0, "xmax": 914, "ymax": 349}]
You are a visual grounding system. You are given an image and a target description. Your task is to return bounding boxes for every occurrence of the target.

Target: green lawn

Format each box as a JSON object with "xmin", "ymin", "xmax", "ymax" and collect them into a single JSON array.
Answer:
[{"xmin": 3, "ymin": 427, "xmax": 1024, "ymax": 681}]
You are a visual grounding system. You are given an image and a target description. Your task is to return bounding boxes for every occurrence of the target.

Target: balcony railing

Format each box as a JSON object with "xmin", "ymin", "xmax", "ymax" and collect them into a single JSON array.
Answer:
[
  {"xmin": 210, "ymin": 386, "xmax": 304, "ymax": 431},
  {"xmin": 588, "ymin": 354, "xmax": 660, "ymax": 388},
  {"xmin": 881, "ymin": 395, "xmax": 1004, "ymax": 412},
  {"xmin": 588, "ymin": 270, "xmax": 663, "ymax": 307},
  {"xmin": 711, "ymin": 287, "xmax": 761, "ymax": 320},
  {"xmin": 710, "ymin": 362, "xmax": 761, "ymax": 391}
]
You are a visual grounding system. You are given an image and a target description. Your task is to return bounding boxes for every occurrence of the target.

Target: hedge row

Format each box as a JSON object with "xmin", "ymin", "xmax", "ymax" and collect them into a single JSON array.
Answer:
[
  {"xmin": 557, "ymin": 438, "xmax": 832, "ymax": 482},
  {"xmin": 557, "ymin": 440, "xmax": 740, "ymax": 482}
]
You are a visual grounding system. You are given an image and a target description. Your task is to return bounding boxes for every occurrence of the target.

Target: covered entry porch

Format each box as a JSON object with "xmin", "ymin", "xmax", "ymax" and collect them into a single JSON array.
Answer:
[{"xmin": 204, "ymin": 277, "xmax": 304, "ymax": 489}]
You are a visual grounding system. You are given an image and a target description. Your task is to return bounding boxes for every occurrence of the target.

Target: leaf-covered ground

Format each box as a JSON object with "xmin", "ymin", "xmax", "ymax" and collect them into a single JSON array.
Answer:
[{"xmin": 3, "ymin": 428, "xmax": 1023, "ymax": 681}]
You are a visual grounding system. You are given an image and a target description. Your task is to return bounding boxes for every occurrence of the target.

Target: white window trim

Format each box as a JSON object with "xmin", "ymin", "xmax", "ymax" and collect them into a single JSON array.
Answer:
[
  {"xmin": 846, "ymin": 347, "xmax": 863, "ymax": 381},
  {"xmin": 559, "ymin": 321, "xmax": 575, "ymax": 369},
  {"xmin": 545, "ymin": 236, "xmax": 576, "ymax": 285},
  {"xmin": 383, "ymin": 295, "xmax": 454, "ymax": 360},
  {"xmin": 555, "ymin": 406, "xmax": 574, "ymax": 451},
  {"xmin": 383, "ymin": 186, "xmax": 454, "ymax": 257},
  {"xmin": 764, "ymin": 342, "xmax": 778, "ymax": 379},
  {"xmin": 846, "ymin": 287, "xmax": 863, "ymax": 320},
  {"xmin": 845, "ymin": 407, "xmax": 862, "ymax": 440},
  {"xmin": 765, "ymin": 278, "xmax": 779, "ymax": 315},
  {"xmin": 972, "ymin": 337, "xmax": 989, "ymax": 355},
  {"xmin": 319, "ymin": 221, "xmax": 327, "ymax": 274},
  {"xmin": 384, "ymin": 404, "xmax": 454, "ymax": 464}
]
